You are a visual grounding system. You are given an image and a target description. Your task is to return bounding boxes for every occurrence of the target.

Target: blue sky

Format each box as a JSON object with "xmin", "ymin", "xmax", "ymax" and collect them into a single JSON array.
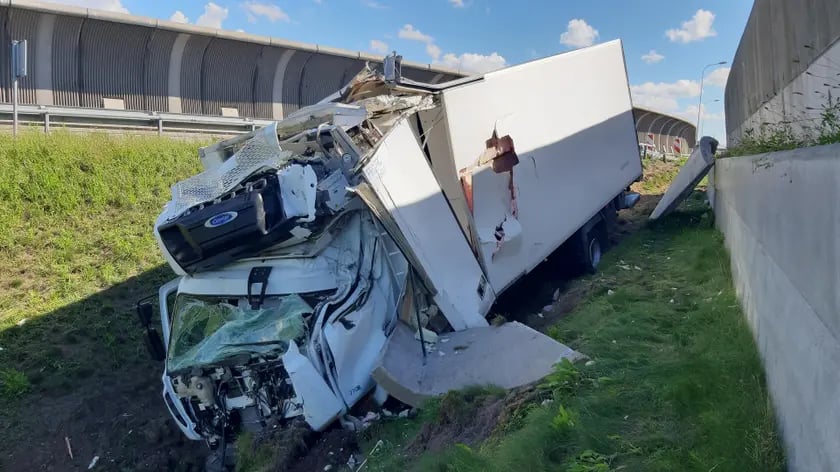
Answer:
[{"xmin": 51, "ymin": 0, "xmax": 755, "ymax": 143}]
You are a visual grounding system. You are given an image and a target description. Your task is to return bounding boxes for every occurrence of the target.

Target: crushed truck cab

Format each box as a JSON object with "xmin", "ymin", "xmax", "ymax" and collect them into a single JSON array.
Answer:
[{"xmin": 138, "ymin": 39, "xmax": 641, "ymax": 448}]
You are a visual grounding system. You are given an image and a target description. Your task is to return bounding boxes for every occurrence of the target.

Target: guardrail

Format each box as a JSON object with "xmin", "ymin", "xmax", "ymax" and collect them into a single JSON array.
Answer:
[{"xmin": 0, "ymin": 104, "xmax": 275, "ymax": 136}]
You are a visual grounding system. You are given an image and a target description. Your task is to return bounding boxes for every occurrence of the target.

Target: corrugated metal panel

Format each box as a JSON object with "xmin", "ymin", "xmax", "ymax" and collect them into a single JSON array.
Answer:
[
  {"xmin": 6, "ymin": 8, "xmax": 40, "ymax": 104},
  {"xmin": 201, "ymin": 39, "xmax": 261, "ymax": 117},
  {"xmin": 280, "ymin": 51, "xmax": 313, "ymax": 116},
  {"xmin": 253, "ymin": 45, "xmax": 284, "ymax": 119},
  {"xmin": 78, "ymin": 19, "xmax": 150, "ymax": 110},
  {"xmin": 52, "ymin": 15, "xmax": 83, "ymax": 107},
  {"xmin": 180, "ymin": 35, "xmax": 212, "ymax": 115},
  {"xmin": 402, "ymin": 67, "xmax": 437, "ymax": 83},
  {"xmin": 298, "ymin": 55, "xmax": 364, "ymax": 108},
  {"xmin": 144, "ymin": 29, "xmax": 177, "ymax": 112},
  {"xmin": 0, "ymin": 7, "xmax": 11, "ymax": 103}
]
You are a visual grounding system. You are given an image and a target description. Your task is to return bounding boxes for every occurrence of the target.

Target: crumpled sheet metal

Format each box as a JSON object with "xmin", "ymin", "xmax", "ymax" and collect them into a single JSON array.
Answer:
[
  {"xmin": 164, "ymin": 123, "xmax": 292, "ymax": 221},
  {"xmin": 167, "ymin": 295, "xmax": 311, "ymax": 372}
]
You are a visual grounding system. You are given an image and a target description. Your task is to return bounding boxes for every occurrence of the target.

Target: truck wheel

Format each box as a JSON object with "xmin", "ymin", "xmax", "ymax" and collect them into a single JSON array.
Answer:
[
  {"xmin": 567, "ymin": 222, "xmax": 605, "ymax": 275},
  {"xmin": 586, "ymin": 233, "xmax": 602, "ymax": 272}
]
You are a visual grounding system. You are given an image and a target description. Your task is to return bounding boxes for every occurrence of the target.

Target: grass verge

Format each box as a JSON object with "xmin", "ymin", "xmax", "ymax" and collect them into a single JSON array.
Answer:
[
  {"xmin": 0, "ymin": 131, "xmax": 201, "ymax": 399},
  {"xmin": 360, "ymin": 192, "xmax": 785, "ymax": 472}
]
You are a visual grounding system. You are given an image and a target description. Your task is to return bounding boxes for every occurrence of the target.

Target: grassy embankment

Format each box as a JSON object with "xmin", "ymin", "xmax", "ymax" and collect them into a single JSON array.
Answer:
[
  {"xmin": 357, "ymin": 160, "xmax": 785, "ymax": 472},
  {"xmin": 0, "ymin": 132, "xmax": 200, "ymax": 409}
]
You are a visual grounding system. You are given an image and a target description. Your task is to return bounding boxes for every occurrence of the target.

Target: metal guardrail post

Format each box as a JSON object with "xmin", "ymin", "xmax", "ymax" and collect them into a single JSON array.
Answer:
[
  {"xmin": 157, "ymin": 116, "xmax": 163, "ymax": 136},
  {"xmin": 44, "ymin": 112, "xmax": 50, "ymax": 133}
]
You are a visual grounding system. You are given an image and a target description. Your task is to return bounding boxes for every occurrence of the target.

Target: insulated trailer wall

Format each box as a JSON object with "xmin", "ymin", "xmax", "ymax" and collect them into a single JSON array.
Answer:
[{"xmin": 438, "ymin": 40, "xmax": 641, "ymax": 292}]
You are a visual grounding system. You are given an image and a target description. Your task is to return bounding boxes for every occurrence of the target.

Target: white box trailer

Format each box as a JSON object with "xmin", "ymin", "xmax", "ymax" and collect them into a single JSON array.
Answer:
[{"xmin": 137, "ymin": 40, "xmax": 641, "ymax": 450}]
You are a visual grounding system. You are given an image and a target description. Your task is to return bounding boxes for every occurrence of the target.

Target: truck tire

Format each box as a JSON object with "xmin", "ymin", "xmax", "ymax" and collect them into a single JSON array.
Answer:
[
  {"xmin": 568, "ymin": 221, "xmax": 605, "ymax": 275},
  {"xmin": 581, "ymin": 228, "xmax": 603, "ymax": 274}
]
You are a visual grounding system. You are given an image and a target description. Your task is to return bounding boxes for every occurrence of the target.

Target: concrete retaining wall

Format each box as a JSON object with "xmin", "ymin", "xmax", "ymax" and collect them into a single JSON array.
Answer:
[
  {"xmin": 713, "ymin": 144, "xmax": 840, "ymax": 471},
  {"xmin": 725, "ymin": 0, "xmax": 840, "ymax": 143}
]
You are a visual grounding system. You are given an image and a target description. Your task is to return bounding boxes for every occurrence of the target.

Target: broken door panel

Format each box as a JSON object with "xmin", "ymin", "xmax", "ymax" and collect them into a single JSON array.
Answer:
[
  {"xmin": 649, "ymin": 136, "xmax": 718, "ymax": 220},
  {"xmin": 361, "ymin": 120, "xmax": 493, "ymax": 330},
  {"xmin": 373, "ymin": 322, "xmax": 585, "ymax": 407}
]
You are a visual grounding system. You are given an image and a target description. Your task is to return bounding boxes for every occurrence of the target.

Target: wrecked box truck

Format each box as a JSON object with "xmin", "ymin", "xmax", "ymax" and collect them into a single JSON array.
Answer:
[{"xmin": 135, "ymin": 39, "xmax": 642, "ymax": 449}]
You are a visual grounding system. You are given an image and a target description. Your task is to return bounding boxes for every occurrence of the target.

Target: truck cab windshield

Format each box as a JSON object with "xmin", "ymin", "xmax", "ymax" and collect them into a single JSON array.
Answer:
[{"xmin": 166, "ymin": 294, "xmax": 313, "ymax": 372}]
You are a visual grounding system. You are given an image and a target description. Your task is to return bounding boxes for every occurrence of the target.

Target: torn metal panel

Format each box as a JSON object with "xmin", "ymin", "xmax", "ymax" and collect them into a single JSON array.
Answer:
[
  {"xmin": 372, "ymin": 322, "xmax": 585, "ymax": 408},
  {"xmin": 361, "ymin": 120, "xmax": 492, "ymax": 330},
  {"xmin": 649, "ymin": 136, "xmax": 719, "ymax": 220},
  {"xmin": 438, "ymin": 40, "xmax": 642, "ymax": 293}
]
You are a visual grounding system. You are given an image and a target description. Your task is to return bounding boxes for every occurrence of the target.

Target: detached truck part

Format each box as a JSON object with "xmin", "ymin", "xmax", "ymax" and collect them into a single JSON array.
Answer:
[{"xmin": 135, "ymin": 39, "xmax": 641, "ymax": 451}]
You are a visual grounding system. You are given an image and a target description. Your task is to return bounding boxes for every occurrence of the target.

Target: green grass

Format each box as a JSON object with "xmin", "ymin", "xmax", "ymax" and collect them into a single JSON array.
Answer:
[
  {"xmin": 0, "ymin": 368, "xmax": 30, "ymax": 399},
  {"xmin": 0, "ymin": 131, "xmax": 203, "ymax": 399},
  {"xmin": 361, "ymin": 193, "xmax": 784, "ymax": 472}
]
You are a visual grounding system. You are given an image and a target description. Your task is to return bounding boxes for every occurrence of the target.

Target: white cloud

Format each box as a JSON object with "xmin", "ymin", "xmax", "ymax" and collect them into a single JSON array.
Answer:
[
  {"xmin": 705, "ymin": 67, "xmax": 730, "ymax": 87},
  {"xmin": 426, "ymin": 43, "xmax": 442, "ymax": 61},
  {"xmin": 632, "ymin": 94, "xmax": 681, "ymax": 112},
  {"xmin": 437, "ymin": 52, "xmax": 507, "ymax": 74},
  {"xmin": 169, "ymin": 10, "xmax": 189, "ymax": 23},
  {"xmin": 399, "ymin": 24, "xmax": 433, "ymax": 43},
  {"xmin": 397, "ymin": 24, "xmax": 442, "ymax": 61},
  {"xmin": 449, "ymin": 0, "xmax": 465, "ymax": 7},
  {"xmin": 196, "ymin": 2, "xmax": 228, "ymax": 28},
  {"xmin": 45, "ymin": 0, "xmax": 128, "ymax": 13},
  {"xmin": 666, "ymin": 9, "xmax": 717, "ymax": 43},
  {"xmin": 361, "ymin": 0, "xmax": 388, "ymax": 9},
  {"xmin": 677, "ymin": 104, "xmax": 724, "ymax": 123},
  {"xmin": 631, "ymin": 79, "xmax": 701, "ymax": 113},
  {"xmin": 631, "ymin": 80, "xmax": 701, "ymax": 101},
  {"xmin": 370, "ymin": 39, "xmax": 389, "ymax": 54},
  {"xmin": 243, "ymin": 2, "xmax": 290, "ymax": 23},
  {"xmin": 641, "ymin": 49, "xmax": 664, "ymax": 64},
  {"xmin": 559, "ymin": 19, "xmax": 599, "ymax": 49}
]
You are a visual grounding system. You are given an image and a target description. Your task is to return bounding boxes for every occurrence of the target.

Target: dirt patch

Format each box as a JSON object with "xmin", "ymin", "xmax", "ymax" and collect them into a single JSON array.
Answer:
[
  {"xmin": 406, "ymin": 391, "xmax": 506, "ymax": 456},
  {"xmin": 1, "ymin": 366, "xmax": 205, "ymax": 472},
  {"xmin": 288, "ymin": 428, "xmax": 358, "ymax": 472}
]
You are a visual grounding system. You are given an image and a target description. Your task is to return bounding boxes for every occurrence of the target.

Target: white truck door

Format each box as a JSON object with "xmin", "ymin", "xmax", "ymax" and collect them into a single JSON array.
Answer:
[{"xmin": 362, "ymin": 120, "xmax": 492, "ymax": 330}]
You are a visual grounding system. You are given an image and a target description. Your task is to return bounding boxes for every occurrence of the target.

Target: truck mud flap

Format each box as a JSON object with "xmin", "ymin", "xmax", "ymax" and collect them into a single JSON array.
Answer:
[
  {"xmin": 649, "ymin": 136, "xmax": 718, "ymax": 220},
  {"xmin": 372, "ymin": 322, "xmax": 585, "ymax": 407}
]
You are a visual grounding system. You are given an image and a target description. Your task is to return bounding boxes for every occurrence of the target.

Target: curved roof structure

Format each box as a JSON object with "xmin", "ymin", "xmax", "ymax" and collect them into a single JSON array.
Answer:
[
  {"xmin": 0, "ymin": 0, "xmax": 461, "ymax": 120},
  {"xmin": 633, "ymin": 106, "xmax": 696, "ymax": 154}
]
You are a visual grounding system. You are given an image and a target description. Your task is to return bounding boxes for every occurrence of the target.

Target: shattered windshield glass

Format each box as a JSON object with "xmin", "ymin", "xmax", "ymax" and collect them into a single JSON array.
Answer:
[{"xmin": 167, "ymin": 294, "xmax": 311, "ymax": 372}]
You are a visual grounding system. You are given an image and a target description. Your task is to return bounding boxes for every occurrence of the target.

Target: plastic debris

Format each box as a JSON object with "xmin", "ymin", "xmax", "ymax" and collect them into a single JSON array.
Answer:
[
  {"xmin": 618, "ymin": 264, "xmax": 630, "ymax": 270},
  {"xmin": 414, "ymin": 327, "xmax": 438, "ymax": 344},
  {"xmin": 670, "ymin": 299, "xmax": 674, "ymax": 304},
  {"xmin": 634, "ymin": 266, "xmax": 642, "ymax": 271},
  {"xmin": 347, "ymin": 454, "xmax": 358, "ymax": 469},
  {"xmin": 398, "ymin": 409, "xmax": 411, "ymax": 418},
  {"xmin": 88, "ymin": 456, "xmax": 99, "ymax": 469},
  {"xmin": 585, "ymin": 360, "xmax": 596, "ymax": 366},
  {"xmin": 324, "ymin": 465, "xmax": 332, "ymax": 471},
  {"xmin": 16, "ymin": 318, "xmax": 27, "ymax": 326},
  {"xmin": 439, "ymin": 338, "xmax": 450, "ymax": 343},
  {"xmin": 607, "ymin": 289, "xmax": 614, "ymax": 296},
  {"xmin": 355, "ymin": 440, "xmax": 384, "ymax": 472},
  {"xmin": 541, "ymin": 399, "xmax": 554, "ymax": 406},
  {"xmin": 381, "ymin": 409, "xmax": 393, "ymax": 417},
  {"xmin": 537, "ymin": 313, "xmax": 544, "ymax": 318},
  {"xmin": 361, "ymin": 411, "xmax": 380, "ymax": 428},
  {"xmin": 542, "ymin": 305, "xmax": 553, "ymax": 312},
  {"xmin": 64, "ymin": 437, "xmax": 74, "ymax": 459}
]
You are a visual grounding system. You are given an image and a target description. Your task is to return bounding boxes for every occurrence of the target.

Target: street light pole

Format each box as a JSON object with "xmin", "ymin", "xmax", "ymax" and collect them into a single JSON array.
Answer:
[{"xmin": 696, "ymin": 61, "xmax": 727, "ymax": 143}]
